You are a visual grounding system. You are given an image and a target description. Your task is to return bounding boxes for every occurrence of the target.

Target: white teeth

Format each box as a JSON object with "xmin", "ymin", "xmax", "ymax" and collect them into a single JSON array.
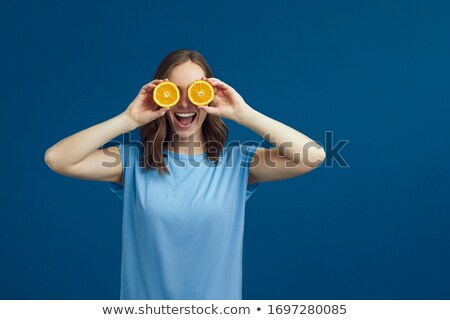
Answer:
[{"xmin": 175, "ymin": 112, "xmax": 196, "ymax": 117}]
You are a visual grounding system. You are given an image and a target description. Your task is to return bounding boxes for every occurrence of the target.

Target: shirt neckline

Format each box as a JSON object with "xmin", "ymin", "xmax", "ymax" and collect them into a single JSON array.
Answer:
[{"xmin": 163, "ymin": 148, "xmax": 208, "ymax": 160}]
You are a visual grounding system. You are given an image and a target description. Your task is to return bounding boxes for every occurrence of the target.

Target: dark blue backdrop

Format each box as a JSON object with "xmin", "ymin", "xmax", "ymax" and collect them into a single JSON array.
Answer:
[{"xmin": 1, "ymin": 0, "xmax": 449, "ymax": 299}]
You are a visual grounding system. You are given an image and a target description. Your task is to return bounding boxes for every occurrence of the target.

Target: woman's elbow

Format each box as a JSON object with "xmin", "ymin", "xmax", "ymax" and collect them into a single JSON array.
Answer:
[
  {"xmin": 316, "ymin": 148, "xmax": 326, "ymax": 164},
  {"xmin": 305, "ymin": 146, "xmax": 326, "ymax": 167},
  {"xmin": 44, "ymin": 148, "xmax": 65, "ymax": 173}
]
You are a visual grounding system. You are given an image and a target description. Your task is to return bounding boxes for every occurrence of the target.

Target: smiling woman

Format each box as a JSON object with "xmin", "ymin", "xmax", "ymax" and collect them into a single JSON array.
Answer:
[
  {"xmin": 44, "ymin": 48, "xmax": 325, "ymax": 300},
  {"xmin": 140, "ymin": 51, "xmax": 228, "ymax": 174}
]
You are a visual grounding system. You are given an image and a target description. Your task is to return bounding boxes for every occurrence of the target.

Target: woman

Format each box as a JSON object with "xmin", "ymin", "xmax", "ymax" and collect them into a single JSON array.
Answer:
[{"xmin": 44, "ymin": 49, "xmax": 326, "ymax": 300}]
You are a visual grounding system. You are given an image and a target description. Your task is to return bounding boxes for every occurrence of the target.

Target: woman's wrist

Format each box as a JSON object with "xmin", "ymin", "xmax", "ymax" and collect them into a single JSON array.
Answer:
[
  {"xmin": 117, "ymin": 111, "xmax": 139, "ymax": 133},
  {"xmin": 234, "ymin": 103, "xmax": 258, "ymax": 126}
]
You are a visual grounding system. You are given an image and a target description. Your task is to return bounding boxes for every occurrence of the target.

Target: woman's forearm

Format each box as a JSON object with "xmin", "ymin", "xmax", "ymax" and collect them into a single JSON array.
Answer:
[
  {"xmin": 235, "ymin": 104, "xmax": 326, "ymax": 165},
  {"xmin": 45, "ymin": 112, "xmax": 137, "ymax": 168}
]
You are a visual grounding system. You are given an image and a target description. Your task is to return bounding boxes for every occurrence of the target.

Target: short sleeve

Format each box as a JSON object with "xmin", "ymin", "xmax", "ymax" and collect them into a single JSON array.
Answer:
[
  {"xmin": 109, "ymin": 143, "xmax": 130, "ymax": 200},
  {"xmin": 241, "ymin": 144, "xmax": 260, "ymax": 201}
]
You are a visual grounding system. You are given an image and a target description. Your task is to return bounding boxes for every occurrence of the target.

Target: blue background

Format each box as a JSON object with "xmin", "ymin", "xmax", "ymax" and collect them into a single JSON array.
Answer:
[{"xmin": 1, "ymin": 0, "xmax": 449, "ymax": 299}]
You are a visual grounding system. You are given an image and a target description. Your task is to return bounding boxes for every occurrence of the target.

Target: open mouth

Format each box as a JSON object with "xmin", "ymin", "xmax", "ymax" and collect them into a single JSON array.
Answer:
[{"xmin": 174, "ymin": 112, "xmax": 197, "ymax": 128}]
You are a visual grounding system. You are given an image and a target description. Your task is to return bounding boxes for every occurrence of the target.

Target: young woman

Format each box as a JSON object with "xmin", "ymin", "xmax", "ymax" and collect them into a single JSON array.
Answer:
[{"xmin": 44, "ymin": 49, "xmax": 326, "ymax": 300}]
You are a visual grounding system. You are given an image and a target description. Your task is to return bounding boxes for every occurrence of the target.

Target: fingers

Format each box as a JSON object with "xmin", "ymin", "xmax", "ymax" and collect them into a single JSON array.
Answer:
[
  {"xmin": 156, "ymin": 106, "xmax": 169, "ymax": 117},
  {"xmin": 201, "ymin": 76, "xmax": 230, "ymax": 90},
  {"xmin": 198, "ymin": 105, "xmax": 220, "ymax": 116},
  {"xmin": 148, "ymin": 106, "xmax": 169, "ymax": 118},
  {"xmin": 142, "ymin": 78, "xmax": 168, "ymax": 92}
]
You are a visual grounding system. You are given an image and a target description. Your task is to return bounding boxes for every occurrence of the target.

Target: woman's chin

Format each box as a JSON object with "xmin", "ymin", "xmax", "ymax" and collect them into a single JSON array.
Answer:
[{"xmin": 168, "ymin": 126, "xmax": 197, "ymax": 139}]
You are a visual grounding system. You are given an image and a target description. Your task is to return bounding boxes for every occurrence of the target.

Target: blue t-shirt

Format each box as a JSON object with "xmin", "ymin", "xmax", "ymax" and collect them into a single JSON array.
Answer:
[{"xmin": 109, "ymin": 142, "xmax": 260, "ymax": 300}]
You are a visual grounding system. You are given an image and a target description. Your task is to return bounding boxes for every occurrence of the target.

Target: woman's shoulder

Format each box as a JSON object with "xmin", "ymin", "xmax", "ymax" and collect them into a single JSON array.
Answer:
[
  {"xmin": 220, "ymin": 141, "xmax": 259, "ymax": 167},
  {"xmin": 222, "ymin": 140, "xmax": 259, "ymax": 153}
]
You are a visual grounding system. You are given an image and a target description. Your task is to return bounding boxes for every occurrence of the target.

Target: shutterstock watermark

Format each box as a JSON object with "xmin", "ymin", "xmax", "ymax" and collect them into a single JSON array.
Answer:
[
  {"xmin": 101, "ymin": 131, "xmax": 349, "ymax": 169},
  {"xmin": 323, "ymin": 131, "xmax": 350, "ymax": 168}
]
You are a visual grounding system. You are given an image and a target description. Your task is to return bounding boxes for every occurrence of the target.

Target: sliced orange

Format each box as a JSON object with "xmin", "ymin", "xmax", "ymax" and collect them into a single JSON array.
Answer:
[
  {"xmin": 153, "ymin": 81, "xmax": 180, "ymax": 108},
  {"xmin": 188, "ymin": 80, "xmax": 214, "ymax": 106}
]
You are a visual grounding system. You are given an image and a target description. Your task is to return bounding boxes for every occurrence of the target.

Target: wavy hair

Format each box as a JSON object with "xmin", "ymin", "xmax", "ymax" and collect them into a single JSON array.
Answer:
[{"xmin": 139, "ymin": 49, "xmax": 229, "ymax": 175}]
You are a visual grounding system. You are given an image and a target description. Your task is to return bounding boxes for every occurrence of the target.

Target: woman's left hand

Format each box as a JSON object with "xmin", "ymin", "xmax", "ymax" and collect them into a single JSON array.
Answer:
[{"xmin": 197, "ymin": 77, "xmax": 250, "ymax": 122}]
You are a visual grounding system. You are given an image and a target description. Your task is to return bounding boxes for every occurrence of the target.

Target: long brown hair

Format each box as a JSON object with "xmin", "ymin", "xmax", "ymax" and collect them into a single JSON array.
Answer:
[{"xmin": 139, "ymin": 49, "xmax": 229, "ymax": 175}]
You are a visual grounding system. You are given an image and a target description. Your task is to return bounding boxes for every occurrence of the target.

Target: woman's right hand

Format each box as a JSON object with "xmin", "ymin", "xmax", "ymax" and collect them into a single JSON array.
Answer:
[{"xmin": 122, "ymin": 79, "xmax": 169, "ymax": 129}]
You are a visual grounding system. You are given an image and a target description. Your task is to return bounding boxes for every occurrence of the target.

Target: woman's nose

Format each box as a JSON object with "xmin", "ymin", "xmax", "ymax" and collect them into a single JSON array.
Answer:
[{"xmin": 178, "ymin": 91, "xmax": 191, "ymax": 108}]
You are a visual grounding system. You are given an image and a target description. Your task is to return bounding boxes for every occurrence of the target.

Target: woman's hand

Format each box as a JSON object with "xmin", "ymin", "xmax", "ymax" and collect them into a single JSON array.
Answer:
[
  {"xmin": 122, "ymin": 79, "xmax": 169, "ymax": 129},
  {"xmin": 197, "ymin": 77, "xmax": 252, "ymax": 122}
]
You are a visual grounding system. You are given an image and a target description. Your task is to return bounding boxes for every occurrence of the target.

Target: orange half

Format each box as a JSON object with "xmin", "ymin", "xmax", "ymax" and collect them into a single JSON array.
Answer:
[
  {"xmin": 153, "ymin": 81, "xmax": 180, "ymax": 108},
  {"xmin": 188, "ymin": 80, "xmax": 214, "ymax": 106}
]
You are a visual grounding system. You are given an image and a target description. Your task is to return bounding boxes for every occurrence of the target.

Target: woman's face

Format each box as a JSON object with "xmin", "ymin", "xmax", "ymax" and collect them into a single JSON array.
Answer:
[{"xmin": 165, "ymin": 61, "xmax": 208, "ymax": 141}]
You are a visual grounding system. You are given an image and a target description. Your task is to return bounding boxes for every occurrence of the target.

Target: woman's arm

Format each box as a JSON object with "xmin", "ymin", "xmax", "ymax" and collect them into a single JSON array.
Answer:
[
  {"xmin": 44, "ymin": 79, "xmax": 169, "ymax": 183},
  {"xmin": 44, "ymin": 112, "xmax": 137, "ymax": 182},
  {"xmin": 235, "ymin": 106, "xmax": 326, "ymax": 184},
  {"xmin": 198, "ymin": 77, "xmax": 326, "ymax": 184}
]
